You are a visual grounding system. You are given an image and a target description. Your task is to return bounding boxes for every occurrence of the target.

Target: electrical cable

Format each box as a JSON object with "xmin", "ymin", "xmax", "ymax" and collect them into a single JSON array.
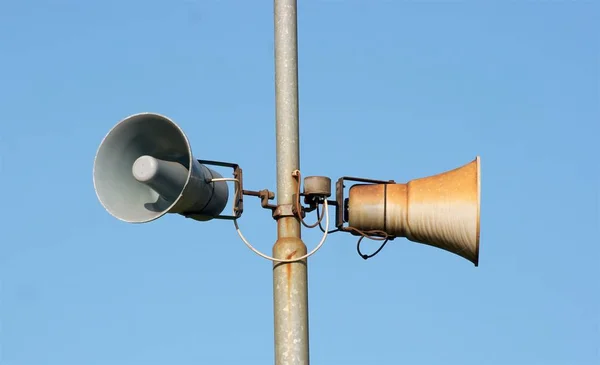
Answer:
[
  {"xmin": 293, "ymin": 170, "xmax": 325, "ymax": 229},
  {"xmin": 211, "ymin": 177, "xmax": 330, "ymax": 263},
  {"xmin": 356, "ymin": 236, "xmax": 390, "ymax": 260},
  {"xmin": 316, "ymin": 204, "xmax": 339, "ymax": 234},
  {"xmin": 308, "ymin": 179, "xmax": 393, "ymax": 259},
  {"xmin": 346, "ymin": 226, "xmax": 391, "ymax": 260}
]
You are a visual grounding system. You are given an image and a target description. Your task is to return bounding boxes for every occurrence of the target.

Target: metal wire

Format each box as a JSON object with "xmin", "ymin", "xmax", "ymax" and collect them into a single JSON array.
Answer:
[{"xmin": 212, "ymin": 177, "xmax": 330, "ymax": 263}]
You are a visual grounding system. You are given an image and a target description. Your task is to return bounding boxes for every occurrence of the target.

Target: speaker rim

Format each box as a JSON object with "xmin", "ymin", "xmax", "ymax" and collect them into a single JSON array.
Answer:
[
  {"xmin": 92, "ymin": 112, "xmax": 194, "ymax": 223},
  {"xmin": 474, "ymin": 155, "xmax": 481, "ymax": 266}
]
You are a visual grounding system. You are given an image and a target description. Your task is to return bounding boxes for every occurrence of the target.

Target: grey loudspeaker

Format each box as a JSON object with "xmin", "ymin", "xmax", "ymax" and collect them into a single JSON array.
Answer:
[{"xmin": 93, "ymin": 113, "xmax": 229, "ymax": 223}]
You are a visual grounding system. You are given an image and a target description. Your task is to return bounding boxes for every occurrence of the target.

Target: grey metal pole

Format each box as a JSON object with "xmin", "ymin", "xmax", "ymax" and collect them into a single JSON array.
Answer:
[{"xmin": 272, "ymin": 0, "xmax": 309, "ymax": 364}]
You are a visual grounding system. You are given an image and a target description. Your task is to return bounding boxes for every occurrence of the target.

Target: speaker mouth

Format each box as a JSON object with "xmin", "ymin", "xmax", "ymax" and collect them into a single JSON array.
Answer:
[
  {"xmin": 474, "ymin": 155, "xmax": 481, "ymax": 267},
  {"xmin": 92, "ymin": 112, "xmax": 193, "ymax": 223}
]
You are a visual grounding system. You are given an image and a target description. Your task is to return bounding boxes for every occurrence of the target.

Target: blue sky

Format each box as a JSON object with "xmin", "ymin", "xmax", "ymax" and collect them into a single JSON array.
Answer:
[{"xmin": 1, "ymin": 1, "xmax": 598, "ymax": 364}]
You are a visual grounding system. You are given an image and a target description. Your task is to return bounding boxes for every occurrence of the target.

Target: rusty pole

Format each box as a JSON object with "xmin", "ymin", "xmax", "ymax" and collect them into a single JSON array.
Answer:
[{"xmin": 272, "ymin": 0, "xmax": 309, "ymax": 364}]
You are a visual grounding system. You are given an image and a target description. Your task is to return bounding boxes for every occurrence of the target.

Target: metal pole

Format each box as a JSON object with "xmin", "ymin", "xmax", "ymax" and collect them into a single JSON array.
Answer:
[{"xmin": 272, "ymin": 0, "xmax": 309, "ymax": 364}]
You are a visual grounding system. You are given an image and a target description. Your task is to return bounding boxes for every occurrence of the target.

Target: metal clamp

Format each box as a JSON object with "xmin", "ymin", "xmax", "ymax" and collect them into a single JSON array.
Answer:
[
  {"xmin": 334, "ymin": 176, "xmax": 395, "ymax": 234},
  {"xmin": 273, "ymin": 204, "xmax": 295, "ymax": 219},
  {"xmin": 195, "ymin": 159, "xmax": 276, "ymax": 220}
]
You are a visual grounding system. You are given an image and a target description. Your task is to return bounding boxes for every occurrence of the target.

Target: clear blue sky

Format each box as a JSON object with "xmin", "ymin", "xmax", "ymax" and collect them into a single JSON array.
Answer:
[{"xmin": 1, "ymin": 1, "xmax": 598, "ymax": 364}]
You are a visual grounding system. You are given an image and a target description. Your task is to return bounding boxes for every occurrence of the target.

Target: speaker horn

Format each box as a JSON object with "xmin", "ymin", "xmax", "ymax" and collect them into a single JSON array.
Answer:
[
  {"xmin": 93, "ymin": 113, "xmax": 229, "ymax": 223},
  {"xmin": 346, "ymin": 157, "xmax": 481, "ymax": 265}
]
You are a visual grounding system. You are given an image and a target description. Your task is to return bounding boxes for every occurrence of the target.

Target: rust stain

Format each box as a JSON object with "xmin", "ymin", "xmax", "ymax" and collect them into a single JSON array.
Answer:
[
  {"xmin": 285, "ymin": 249, "xmax": 297, "ymax": 282},
  {"xmin": 274, "ymin": 232, "xmax": 305, "ymax": 303},
  {"xmin": 285, "ymin": 250, "xmax": 297, "ymax": 301}
]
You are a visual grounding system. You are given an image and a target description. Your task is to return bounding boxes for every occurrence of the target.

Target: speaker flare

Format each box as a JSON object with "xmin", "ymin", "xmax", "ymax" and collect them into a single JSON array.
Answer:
[{"xmin": 347, "ymin": 157, "xmax": 481, "ymax": 265}]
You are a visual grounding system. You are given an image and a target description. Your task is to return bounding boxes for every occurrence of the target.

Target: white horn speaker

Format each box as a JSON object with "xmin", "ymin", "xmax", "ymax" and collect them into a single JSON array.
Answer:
[{"xmin": 93, "ymin": 113, "xmax": 229, "ymax": 223}]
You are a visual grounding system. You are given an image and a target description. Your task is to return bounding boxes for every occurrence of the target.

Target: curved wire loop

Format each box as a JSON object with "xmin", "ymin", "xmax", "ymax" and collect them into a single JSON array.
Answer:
[{"xmin": 212, "ymin": 177, "xmax": 330, "ymax": 263}]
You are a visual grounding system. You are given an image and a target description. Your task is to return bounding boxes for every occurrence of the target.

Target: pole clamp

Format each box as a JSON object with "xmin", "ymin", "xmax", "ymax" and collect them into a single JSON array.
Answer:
[{"xmin": 272, "ymin": 204, "xmax": 295, "ymax": 219}]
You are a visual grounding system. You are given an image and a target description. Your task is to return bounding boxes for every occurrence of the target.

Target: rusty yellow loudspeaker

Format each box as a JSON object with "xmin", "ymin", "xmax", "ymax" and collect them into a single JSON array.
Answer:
[{"xmin": 347, "ymin": 157, "xmax": 481, "ymax": 265}]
